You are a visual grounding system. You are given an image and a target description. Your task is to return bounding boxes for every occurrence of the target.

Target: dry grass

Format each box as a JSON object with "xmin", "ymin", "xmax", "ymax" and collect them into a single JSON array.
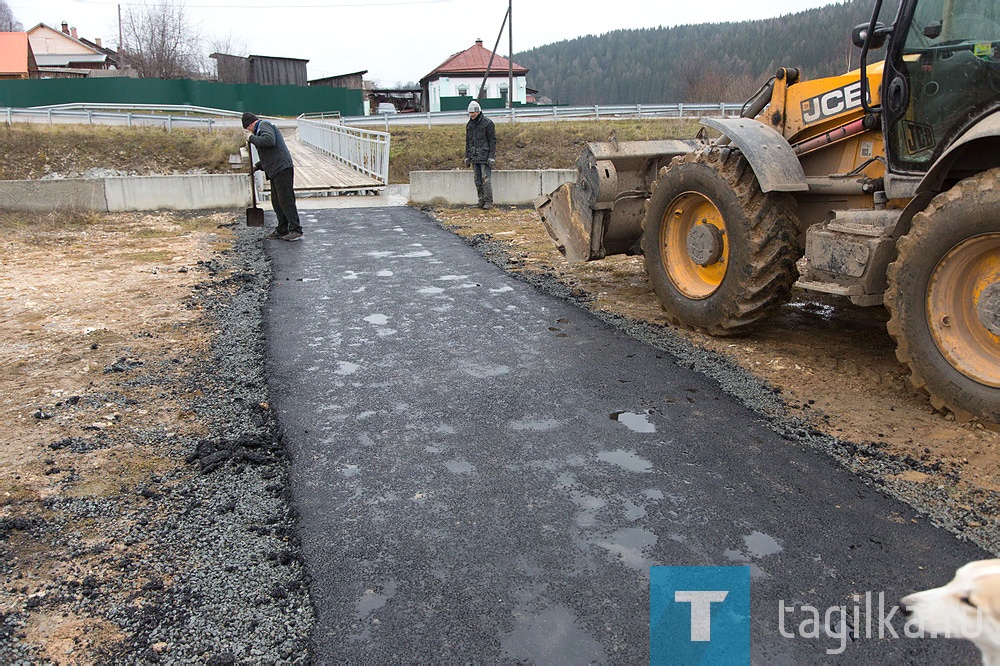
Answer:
[
  {"xmin": 0, "ymin": 122, "xmax": 244, "ymax": 180},
  {"xmin": 386, "ymin": 118, "xmax": 702, "ymax": 184}
]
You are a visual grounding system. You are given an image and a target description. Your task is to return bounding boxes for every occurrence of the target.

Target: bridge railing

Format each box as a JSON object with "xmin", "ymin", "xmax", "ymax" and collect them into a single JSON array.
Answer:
[{"xmin": 296, "ymin": 116, "xmax": 390, "ymax": 186}]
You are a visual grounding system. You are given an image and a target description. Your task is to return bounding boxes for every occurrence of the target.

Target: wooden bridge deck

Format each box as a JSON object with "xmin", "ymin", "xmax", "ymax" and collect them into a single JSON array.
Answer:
[{"xmin": 262, "ymin": 132, "xmax": 383, "ymax": 195}]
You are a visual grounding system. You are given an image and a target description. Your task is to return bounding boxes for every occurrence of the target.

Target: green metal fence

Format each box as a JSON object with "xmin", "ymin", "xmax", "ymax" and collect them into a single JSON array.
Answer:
[{"xmin": 0, "ymin": 78, "xmax": 364, "ymax": 117}]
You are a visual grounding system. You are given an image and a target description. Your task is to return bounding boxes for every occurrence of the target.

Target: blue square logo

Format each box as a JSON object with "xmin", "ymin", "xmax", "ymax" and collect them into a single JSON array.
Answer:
[{"xmin": 650, "ymin": 566, "xmax": 750, "ymax": 665}]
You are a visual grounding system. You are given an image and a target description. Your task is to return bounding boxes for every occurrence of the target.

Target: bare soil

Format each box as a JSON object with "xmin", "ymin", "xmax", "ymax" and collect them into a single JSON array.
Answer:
[
  {"xmin": 432, "ymin": 207, "xmax": 999, "ymax": 548},
  {"xmin": 0, "ymin": 211, "xmax": 239, "ymax": 661}
]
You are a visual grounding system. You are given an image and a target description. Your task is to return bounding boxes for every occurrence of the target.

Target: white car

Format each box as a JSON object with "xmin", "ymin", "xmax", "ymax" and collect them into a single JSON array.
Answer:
[{"xmin": 376, "ymin": 103, "xmax": 397, "ymax": 115}]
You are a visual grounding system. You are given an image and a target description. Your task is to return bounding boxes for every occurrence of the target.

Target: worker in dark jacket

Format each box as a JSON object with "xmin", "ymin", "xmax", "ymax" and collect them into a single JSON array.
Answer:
[
  {"xmin": 464, "ymin": 100, "xmax": 496, "ymax": 209},
  {"xmin": 243, "ymin": 112, "xmax": 303, "ymax": 241}
]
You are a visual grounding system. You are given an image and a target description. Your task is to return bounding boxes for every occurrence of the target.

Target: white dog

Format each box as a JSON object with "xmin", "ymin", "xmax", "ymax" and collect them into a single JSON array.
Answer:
[{"xmin": 901, "ymin": 559, "xmax": 1000, "ymax": 665}]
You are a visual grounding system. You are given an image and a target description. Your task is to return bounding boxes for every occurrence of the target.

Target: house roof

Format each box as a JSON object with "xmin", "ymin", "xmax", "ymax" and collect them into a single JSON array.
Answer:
[
  {"xmin": 27, "ymin": 23, "xmax": 108, "ymax": 68},
  {"xmin": 421, "ymin": 40, "xmax": 527, "ymax": 82},
  {"xmin": 0, "ymin": 32, "xmax": 30, "ymax": 76}
]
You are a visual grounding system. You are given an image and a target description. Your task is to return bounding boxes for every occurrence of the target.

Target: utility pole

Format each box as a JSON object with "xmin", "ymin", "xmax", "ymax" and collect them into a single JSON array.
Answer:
[{"xmin": 507, "ymin": 0, "xmax": 513, "ymax": 109}]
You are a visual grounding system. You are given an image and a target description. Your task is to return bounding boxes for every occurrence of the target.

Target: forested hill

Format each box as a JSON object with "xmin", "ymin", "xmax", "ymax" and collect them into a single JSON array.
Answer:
[{"xmin": 516, "ymin": 0, "xmax": 900, "ymax": 105}]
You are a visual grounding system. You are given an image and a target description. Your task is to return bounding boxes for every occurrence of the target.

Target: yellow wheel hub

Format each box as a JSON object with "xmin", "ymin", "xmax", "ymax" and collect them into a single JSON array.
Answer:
[
  {"xmin": 927, "ymin": 233, "xmax": 1000, "ymax": 387},
  {"xmin": 660, "ymin": 192, "xmax": 729, "ymax": 299}
]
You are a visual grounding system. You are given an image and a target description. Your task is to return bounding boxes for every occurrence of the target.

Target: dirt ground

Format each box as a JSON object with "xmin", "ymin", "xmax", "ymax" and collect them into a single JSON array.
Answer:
[
  {"xmin": 0, "ymin": 211, "xmax": 236, "ymax": 661},
  {"xmin": 433, "ymin": 207, "xmax": 999, "ymax": 546}
]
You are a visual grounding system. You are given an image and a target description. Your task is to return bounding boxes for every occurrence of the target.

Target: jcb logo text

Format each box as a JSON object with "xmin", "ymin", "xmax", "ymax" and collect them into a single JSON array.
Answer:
[{"xmin": 801, "ymin": 81, "xmax": 866, "ymax": 125}]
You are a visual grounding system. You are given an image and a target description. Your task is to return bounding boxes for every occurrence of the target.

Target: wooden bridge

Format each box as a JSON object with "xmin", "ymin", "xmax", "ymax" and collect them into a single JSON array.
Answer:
[{"xmin": 261, "ymin": 131, "xmax": 383, "ymax": 197}]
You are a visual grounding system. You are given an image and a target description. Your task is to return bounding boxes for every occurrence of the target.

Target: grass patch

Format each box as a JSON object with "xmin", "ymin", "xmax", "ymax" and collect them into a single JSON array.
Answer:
[
  {"xmin": 0, "ymin": 123, "xmax": 244, "ymax": 180},
  {"xmin": 385, "ymin": 118, "xmax": 702, "ymax": 184}
]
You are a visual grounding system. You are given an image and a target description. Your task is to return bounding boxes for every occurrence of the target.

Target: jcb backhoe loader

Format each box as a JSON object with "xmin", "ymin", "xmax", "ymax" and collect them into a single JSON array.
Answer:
[{"xmin": 537, "ymin": 0, "xmax": 1000, "ymax": 424}]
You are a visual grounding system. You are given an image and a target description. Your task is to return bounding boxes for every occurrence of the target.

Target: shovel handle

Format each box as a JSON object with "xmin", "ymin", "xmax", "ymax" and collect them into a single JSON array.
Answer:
[{"xmin": 248, "ymin": 145, "xmax": 258, "ymax": 207}]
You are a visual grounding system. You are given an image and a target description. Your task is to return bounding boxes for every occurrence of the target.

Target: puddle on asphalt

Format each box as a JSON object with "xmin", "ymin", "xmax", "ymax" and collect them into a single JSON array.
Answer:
[
  {"xmin": 509, "ymin": 417, "xmax": 562, "ymax": 432},
  {"xmin": 365, "ymin": 251, "xmax": 394, "ymax": 258},
  {"xmin": 490, "ymin": 286, "xmax": 514, "ymax": 294},
  {"xmin": 556, "ymin": 472, "xmax": 576, "ymax": 488},
  {"xmin": 355, "ymin": 580, "xmax": 399, "ymax": 619},
  {"xmin": 335, "ymin": 361, "xmax": 360, "ymax": 375},
  {"xmin": 364, "ymin": 314, "xmax": 389, "ymax": 325},
  {"xmin": 343, "ymin": 271, "xmax": 361, "ymax": 280},
  {"xmin": 609, "ymin": 410, "xmax": 656, "ymax": 433},
  {"xmin": 502, "ymin": 604, "xmax": 606, "ymax": 663},
  {"xmin": 438, "ymin": 275, "xmax": 470, "ymax": 281},
  {"xmin": 457, "ymin": 361, "xmax": 511, "ymax": 378},
  {"xmin": 417, "ymin": 287, "xmax": 446, "ymax": 295},
  {"xmin": 377, "ymin": 270, "xmax": 393, "ymax": 277},
  {"xmin": 443, "ymin": 460, "xmax": 475, "ymax": 474},
  {"xmin": 623, "ymin": 499, "xmax": 646, "ymax": 521},
  {"xmin": 644, "ymin": 489, "xmax": 664, "ymax": 500},
  {"xmin": 595, "ymin": 527, "xmax": 658, "ymax": 571},
  {"xmin": 341, "ymin": 464, "xmax": 360, "ymax": 478},
  {"xmin": 596, "ymin": 449, "xmax": 653, "ymax": 473},
  {"xmin": 571, "ymin": 491, "xmax": 607, "ymax": 528},
  {"xmin": 744, "ymin": 531, "xmax": 783, "ymax": 557}
]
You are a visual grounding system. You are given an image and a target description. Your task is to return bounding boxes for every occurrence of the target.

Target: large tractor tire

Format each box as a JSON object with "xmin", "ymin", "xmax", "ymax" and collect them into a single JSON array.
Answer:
[
  {"xmin": 640, "ymin": 148, "xmax": 800, "ymax": 336},
  {"xmin": 885, "ymin": 168, "xmax": 1000, "ymax": 424}
]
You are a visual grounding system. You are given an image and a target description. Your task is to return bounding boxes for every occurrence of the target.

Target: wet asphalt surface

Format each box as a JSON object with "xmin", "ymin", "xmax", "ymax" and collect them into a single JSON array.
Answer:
[{"xmin": 263, "ymin": 206, "xmax": 989, "ymax": 663}]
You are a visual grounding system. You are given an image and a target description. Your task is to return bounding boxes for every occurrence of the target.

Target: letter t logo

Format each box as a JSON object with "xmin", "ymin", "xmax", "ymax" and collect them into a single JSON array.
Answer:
[{"xmin": 675, "ymin": 590, "xmax": 729, "ymax": 641}]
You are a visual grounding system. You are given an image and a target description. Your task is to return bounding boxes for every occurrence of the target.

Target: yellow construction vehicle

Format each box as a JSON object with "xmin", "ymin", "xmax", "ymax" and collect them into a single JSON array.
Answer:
[{"xmin": 537, "ymin": 0, "xmax": 1000, "ymax": 423}]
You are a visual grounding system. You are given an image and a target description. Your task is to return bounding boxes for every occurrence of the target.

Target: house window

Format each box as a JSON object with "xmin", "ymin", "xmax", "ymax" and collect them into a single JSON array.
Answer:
[
  {"xmin": 457, "ymin": 85, "xmax": 468, "ymax": 97},
  {"xmin": 499, "ymin": 84, "xmax": 509, "ymax": 103}
]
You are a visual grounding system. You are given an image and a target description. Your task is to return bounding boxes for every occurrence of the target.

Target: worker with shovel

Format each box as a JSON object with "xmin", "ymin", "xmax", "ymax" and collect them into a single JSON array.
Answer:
[{"xmin": 243, "ymin": 112, "xmax": 303, "ymax": 241}]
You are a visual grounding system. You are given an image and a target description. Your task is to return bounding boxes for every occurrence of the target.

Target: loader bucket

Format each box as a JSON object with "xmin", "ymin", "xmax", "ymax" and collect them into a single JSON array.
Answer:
[{"xmin": 536, "ymin": 139, "xmax": 697, "ymax": 262}]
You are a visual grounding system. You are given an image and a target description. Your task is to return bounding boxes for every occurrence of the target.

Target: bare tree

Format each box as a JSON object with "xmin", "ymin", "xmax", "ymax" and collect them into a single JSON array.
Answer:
[
  {"xmin": 0, "ymin": 0, "xmax": 23, "ymax": 31},
  {"xmin": 204, "ymin": 31, "xmax": 248, "ymax": 78},
  {"xmin": 120, "ymin": 0, "xmax": 203, "ymax": 79}
]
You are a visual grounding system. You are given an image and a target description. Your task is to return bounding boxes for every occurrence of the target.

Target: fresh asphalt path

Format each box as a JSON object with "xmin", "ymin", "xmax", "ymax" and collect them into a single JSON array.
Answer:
[{"xmin": 262, "ymin": 206, "xmax": 988, "ymax": 663}]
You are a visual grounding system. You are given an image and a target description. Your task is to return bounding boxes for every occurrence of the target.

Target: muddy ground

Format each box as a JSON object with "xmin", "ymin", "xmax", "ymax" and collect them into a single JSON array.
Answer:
[{"xmin": 0, "ymin": 203, "xmax": 996, "ymax": 661}]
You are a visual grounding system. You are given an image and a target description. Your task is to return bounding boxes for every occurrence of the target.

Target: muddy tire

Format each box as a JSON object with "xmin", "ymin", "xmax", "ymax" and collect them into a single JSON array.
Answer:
[
  {"xmin": 640, "ymin": 148, "xmax": 800, "ymax": 336},
  {"xmin": 885, "ymin": 168, "xmax": 1000, "ymax": 424}
]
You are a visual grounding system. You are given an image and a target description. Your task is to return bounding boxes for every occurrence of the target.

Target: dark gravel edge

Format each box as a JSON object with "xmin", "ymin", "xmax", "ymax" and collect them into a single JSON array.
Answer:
[{"xmin": 439, "ymin": 219, "xmax": 999, "ymax": 557}]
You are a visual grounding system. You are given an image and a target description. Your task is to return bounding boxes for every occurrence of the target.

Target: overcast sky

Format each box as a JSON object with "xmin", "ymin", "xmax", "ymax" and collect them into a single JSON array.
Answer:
[{"xmin": 14, "ymin": 0, "xmax": 847, "ymax": 85}]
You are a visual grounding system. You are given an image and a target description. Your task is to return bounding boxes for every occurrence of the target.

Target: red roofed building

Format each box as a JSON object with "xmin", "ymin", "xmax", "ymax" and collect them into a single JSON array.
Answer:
[{"xmin": 420, "ymin": 39, "xmax": 529, "ymax": 112}]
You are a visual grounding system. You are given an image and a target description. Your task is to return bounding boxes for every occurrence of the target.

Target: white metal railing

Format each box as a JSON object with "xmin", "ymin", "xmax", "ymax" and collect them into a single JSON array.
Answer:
[
  {"xmin": 1, "ymin": 103, "xmax": 237, "ymax": 131},
  {"xmin": 296, "ymin": 116, "xmax": 390, "ymax": 186},
  {"xmin": 344, "ymin": 102, "xmax": 746, "ymax": 128}
]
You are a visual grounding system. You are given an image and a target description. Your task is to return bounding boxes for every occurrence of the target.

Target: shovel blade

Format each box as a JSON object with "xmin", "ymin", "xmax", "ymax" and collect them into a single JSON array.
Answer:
[{"xmin": 246, "ymin": 206, "xmax": 265, "ymax": 227}]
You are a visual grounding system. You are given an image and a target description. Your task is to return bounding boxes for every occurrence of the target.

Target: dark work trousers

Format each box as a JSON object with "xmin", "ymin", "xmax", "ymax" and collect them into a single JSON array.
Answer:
[
  {"xmin": 270, "ymin": 167, "xmax": 302, "ymax": 235},
  {"xmin": 472, "ymin": 162, "xmax": 493, "ymax": 206}
]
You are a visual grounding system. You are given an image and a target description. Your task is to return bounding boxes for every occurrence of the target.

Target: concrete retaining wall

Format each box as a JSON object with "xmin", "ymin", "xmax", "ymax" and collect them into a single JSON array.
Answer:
[
  {"xmin": 409, "ymin": 169, "xmax": 576, "ymax": 206},
  {"xmin": 0, "ymin": 179, "xmax": 108, "ymax": 212},
  {"xmin": 0, "ymin": 174, "xmax": 250, "ymax": 213},
  {"xmin": 0, "ymin": 169, "xmax": 575, "ymax": 212}
]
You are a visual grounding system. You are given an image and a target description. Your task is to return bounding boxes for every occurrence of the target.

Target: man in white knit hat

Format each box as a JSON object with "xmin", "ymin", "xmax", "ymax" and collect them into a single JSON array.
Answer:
[{"xmin": 464, "ymin": 100, "xmax": 496, "ymax": 209}]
